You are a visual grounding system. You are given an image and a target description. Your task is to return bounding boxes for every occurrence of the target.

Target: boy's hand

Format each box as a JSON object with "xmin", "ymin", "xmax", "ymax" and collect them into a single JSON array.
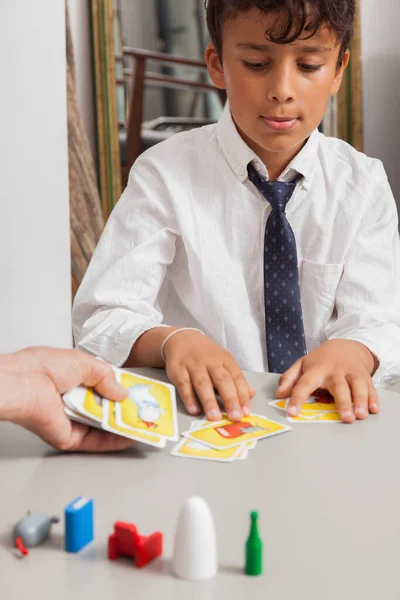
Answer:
[
  {"xmin": 276, "ymin": 339, "xmax": 380, "ymax": 423},
  {"xmin": 163, "ymin": 331, "xmax": 256, "ymax": 421}
]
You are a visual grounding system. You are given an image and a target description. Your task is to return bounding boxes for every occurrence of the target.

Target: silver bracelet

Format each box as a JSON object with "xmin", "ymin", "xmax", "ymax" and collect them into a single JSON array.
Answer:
[{"xmin": 160, "ymin": 328, "xmax": 206, "ymax": 363}]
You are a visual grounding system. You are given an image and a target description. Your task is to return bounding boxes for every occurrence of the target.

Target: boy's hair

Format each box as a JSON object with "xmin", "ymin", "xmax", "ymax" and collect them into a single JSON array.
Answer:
[{"xmin": 205, "ymin": 0, "xmax": 355, "ymax": 66}]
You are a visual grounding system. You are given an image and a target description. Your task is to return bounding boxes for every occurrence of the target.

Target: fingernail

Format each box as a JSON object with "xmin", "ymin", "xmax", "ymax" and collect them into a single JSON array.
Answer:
[
  {"xmin": 188, "ymin": 405, "xmax": 200, "ymax": 415},
  {"xmin": 230, "ymin": 410, "xmax": 242, "ymax": 421},
  {"xmin": 208, "ymin": 409, "xmax": 222, "ymax": 420},
  {"xmin": 355, "ymin": 407, "xmax": 366, "ymax": 418},
  {"xmin": 243, "ymin": 406, "xmax": 251, "ymax": 416},
  {"xmin": 287, "ymin": 405, "xmax": 297, "ymax": 417},
  {"xmin": 370, "ymin": 403, "xmax": 379, "ymax": 412},
  {"xmin": 342, "ymin": 410, "xmax": 354, "ymax": 420}
]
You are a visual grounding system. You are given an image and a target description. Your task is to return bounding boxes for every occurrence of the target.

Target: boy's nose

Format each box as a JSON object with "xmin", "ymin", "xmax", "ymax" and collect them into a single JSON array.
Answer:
[{"xmin": 267, "ymin": 68, "xmax": 296, "ymax": 103}]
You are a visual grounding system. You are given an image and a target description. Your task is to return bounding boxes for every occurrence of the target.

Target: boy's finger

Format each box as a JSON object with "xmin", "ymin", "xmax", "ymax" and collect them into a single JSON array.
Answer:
[
  {"xmin": 189, "ymin": 367, "xmax": 222, "ymax": 421},
  {"xmin": 228, "ymin": 367, "xmax": 252, "ymax": 416},
  {"xmin": 347, "ymin": 375, "xmax": 369, "ymax": 420},
  {"xmin": 208, "ymin": 367, "xmax": 242, "ymax": 421},
  {"xmin": 368, "ymin": 384, "xmax": 380, "ymax": 414},
  {"xmin": 328, "ymin": 378, "xmax": 355, "ymax": 423},
  {"xmin": 286, "ymin": 371, "xmax": 322, "ymax": 416},
  {"xmin": 276, "ymin": 359, "xmax": 304, "ymax": 398},
  {"xmin": 169, "ymin": 367, "xmax": 201, "ymax": 416}
]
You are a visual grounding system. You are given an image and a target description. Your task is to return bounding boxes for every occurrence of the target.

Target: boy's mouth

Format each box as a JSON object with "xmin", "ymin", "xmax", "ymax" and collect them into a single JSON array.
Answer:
[{"xmin": 262, "ymin": 116, "xmax": 299, "ymax": 132}]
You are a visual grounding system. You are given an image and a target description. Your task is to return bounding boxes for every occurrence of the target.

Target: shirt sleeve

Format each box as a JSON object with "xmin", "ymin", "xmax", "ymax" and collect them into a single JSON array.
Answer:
[
  {"xmin": 324, "ymin": 167, "xmax": 400, "ymax": 387},
  {"xmin": 72, "ymin": 161, "xmax": 179, "ymax": 367}
]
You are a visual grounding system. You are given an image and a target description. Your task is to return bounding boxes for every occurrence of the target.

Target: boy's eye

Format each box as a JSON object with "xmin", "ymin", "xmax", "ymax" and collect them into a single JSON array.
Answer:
[
  {"xmin": 243, "ymin": 61, "xmax": 269, "ymax": 70},
  {"xmin": 299, "ymin": 63, "xmax": 323, "ymax": 72}
]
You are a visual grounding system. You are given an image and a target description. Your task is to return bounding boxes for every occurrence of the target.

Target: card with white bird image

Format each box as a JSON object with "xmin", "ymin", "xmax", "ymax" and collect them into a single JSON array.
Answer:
[
  {"xmin": 113, "ymin": 370, "xmax": 179, "ymax": 442},
  {"xmin": 102, "ymin": 399, "xmax": 167, "ymax": 447}
]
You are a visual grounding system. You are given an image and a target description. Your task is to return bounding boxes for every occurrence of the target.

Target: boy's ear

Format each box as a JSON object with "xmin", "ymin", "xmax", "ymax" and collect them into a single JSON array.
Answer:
[
  {"xmin": 330, "ymin": 48, "xmax": 351, "ymax": 96},
  {"xmin": 205, "ymin": 42, "xmax": 226, "ymax": 89}
]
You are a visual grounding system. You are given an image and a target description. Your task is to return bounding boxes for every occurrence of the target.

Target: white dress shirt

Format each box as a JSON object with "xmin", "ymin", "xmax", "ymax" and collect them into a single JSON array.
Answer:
[{"xmin": 72, "ymin": 105, "xmax": 400, "ymax": 386}]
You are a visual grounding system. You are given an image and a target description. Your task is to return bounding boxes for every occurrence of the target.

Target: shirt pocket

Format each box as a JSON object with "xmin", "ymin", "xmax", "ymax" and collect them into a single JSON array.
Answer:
[{"xmin": 300, "ymin": 259, "xmax": 344, "ymax": 341}]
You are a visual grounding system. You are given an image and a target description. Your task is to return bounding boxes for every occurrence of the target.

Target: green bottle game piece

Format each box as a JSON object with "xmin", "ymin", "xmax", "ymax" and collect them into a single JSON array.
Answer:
[{"xmin": 245, "ymin": 511, "xmax": 263, "ymax": 576}]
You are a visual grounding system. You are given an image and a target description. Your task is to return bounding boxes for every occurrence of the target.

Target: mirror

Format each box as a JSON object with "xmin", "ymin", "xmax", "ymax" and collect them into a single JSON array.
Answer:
[{"xmin": 91, "ymin": 0, "xmax": 363, "ymax": 218}]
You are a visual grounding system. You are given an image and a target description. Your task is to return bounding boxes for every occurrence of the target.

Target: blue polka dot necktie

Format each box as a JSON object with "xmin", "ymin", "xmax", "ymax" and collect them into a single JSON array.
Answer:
[{"xmin": 247, "ymin": 163, "xmax": 307, "ymax": 373}]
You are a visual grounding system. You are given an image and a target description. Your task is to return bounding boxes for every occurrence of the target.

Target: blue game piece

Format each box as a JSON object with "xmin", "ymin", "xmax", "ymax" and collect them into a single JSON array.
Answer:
[{"xmin": 64, "ymin": 496, "xmax": 94, "ymax": 553}]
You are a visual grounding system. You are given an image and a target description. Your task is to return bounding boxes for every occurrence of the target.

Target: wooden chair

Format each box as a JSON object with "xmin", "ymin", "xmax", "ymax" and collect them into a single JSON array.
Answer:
[{"xmin": 120, "ymin": 47, "xmax": 226, "ymax": 187}]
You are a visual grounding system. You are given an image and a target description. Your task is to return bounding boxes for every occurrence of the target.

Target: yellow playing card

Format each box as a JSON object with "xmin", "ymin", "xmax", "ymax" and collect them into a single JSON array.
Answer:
[
  {"xmin": 113, "ymin": 371, "xmax": 178, "ymax": 442},
  {"xmin": 63, "ymin": 387, "xmax": 103, "ymax": 423},
  {"xmin": 102, "ymin": 400, "xmax": 166, "ymax": 448},
  {"xmin": 171, "ymin": 420, "xmax": 256, "ymax": 461},
  {"xmin": 64, "ymin": 406, "xmax": 102, "ymax": 429},
  {"xmin": 288, "ymin": 411, "xmax": 341, "ymax": 423},
  {"xmin": 170, "ymin": 437, "xmax": 245, "ymax": 462},
  {"xmin": 187, "ymin": 414, "xmax": 291, "ymax": 450},
  {"xmin": 269, "ymin": 396, "xmax": 339, "ymax": 414}
]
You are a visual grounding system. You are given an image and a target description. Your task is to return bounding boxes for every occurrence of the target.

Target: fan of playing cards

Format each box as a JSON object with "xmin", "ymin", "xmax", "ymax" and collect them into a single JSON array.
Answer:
[{"xmin": 63, "ymin": 368, "xmax": 179, "ymax": 448}]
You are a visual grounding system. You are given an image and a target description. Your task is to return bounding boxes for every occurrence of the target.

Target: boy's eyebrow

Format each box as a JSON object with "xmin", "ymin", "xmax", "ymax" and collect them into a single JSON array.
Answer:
[
  {"xmin": 300, "ymin": 45, "xmax": 333, "ymax": 54},
  {"xmin": 236, "ymin": 43, "xmax": 333, "ymax": 54}
]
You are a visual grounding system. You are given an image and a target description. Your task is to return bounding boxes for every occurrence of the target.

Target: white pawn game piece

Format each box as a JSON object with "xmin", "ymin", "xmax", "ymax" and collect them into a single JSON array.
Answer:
[{"xmin": 172, "ymin": 496, "xmax": 218, "ymax": 581}]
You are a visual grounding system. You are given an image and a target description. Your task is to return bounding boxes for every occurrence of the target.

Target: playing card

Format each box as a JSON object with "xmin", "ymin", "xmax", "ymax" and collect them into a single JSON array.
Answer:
[
  {"xmin": 171, "ymin": 418, "xmax": 256, "ymax": 462},
  {"xmin": 236, "ymin": 449, "xmax": 249, "ymax": 461},
  {"xmin": 63, "ymin": 386, "xmax": 104, "ymax": 423},
  {"xmin": 287, "ymin": 411, "xmax": 342, "ymax": 423},
  {"xmin": 269, "ymin": 394, "xmax": 338, "ymax": 414},
  {"xmin": 102, "ymin": 400, "xmax": 167, "ymax": 447},
  {"xmin": 113, "ymin": 370, "xmax": 179, "ymax": 442},
  {"xmin": 63, "ymin": 407, "xmax": 103, "ymax": 429},
  {"xmin": 170, "ymin": 436, "xmax": 245, "ymax": 462},
  {"xmin": 186, "ymin": 414, "xmax": 291, "ymax": 450},
  {"xmin": 269, "ymin": 395, "xmax": 341, "ymax": 423},
  {"xmin": 189, "ymin": 420, "xmax": 257, "ymax": 453}
]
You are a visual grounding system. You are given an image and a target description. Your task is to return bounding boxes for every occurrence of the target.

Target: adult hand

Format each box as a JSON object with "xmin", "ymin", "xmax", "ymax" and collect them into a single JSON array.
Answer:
[{"xmin": 0, "ymin": 347, "xmax": 134, "ymax": 452}]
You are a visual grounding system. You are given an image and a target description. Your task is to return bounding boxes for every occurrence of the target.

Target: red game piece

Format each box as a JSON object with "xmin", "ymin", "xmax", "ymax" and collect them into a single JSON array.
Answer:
[{"xmin": 108, "ymin": 521, "xmax": 163, "ymax": 568}]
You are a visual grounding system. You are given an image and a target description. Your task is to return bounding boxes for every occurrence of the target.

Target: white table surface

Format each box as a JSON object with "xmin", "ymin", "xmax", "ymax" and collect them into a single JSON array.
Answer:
[{"xmin": 1, "ymin": 368, "xmax": 400, "ymax": 600}]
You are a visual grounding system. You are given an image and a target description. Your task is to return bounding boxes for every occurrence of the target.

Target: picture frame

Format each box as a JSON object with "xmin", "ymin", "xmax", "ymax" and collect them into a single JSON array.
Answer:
[{"xmin": 91, "ymin": 0, "xmax": 122, "ymax": 218}]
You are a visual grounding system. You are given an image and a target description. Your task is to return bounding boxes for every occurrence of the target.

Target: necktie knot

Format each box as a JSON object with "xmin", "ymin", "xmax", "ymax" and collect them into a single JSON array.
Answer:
[{"xmin": 247, "ymin": 163, "xmax": 298, "ymax": 213}]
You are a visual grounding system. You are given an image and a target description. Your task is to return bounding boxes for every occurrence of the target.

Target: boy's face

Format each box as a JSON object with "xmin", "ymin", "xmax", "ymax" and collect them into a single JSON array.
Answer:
[{"xmin": 206, "ymin": 9, "xmax": 350, "ymax": 177}]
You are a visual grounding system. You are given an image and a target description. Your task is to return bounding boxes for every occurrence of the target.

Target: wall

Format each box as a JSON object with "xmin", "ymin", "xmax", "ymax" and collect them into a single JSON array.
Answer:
[
  {"xmin": 0, "ymin": 0, "xmax": 72, "ymax": 352},
  {"xmin": 360, "ymin": 0, "xmax": 400, "ymax": 208}
]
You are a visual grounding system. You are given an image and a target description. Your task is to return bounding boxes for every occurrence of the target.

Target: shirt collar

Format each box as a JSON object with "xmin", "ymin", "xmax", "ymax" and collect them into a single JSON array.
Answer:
[{"xmin": 216, "ymin": 103, "xmax": 319, "ymax": 191}]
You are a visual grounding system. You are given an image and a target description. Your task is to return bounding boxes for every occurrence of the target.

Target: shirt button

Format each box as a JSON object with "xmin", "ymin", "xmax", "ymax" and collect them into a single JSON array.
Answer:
[{"xmin": 235, "ymin": 166, "xmax": 246, "ymax": 176}]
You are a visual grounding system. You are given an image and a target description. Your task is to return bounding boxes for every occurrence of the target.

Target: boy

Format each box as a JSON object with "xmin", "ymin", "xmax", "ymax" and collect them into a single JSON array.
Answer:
[{"xmin": 73, "ymin": 0, "xmax": 400, "ymax": 425}]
